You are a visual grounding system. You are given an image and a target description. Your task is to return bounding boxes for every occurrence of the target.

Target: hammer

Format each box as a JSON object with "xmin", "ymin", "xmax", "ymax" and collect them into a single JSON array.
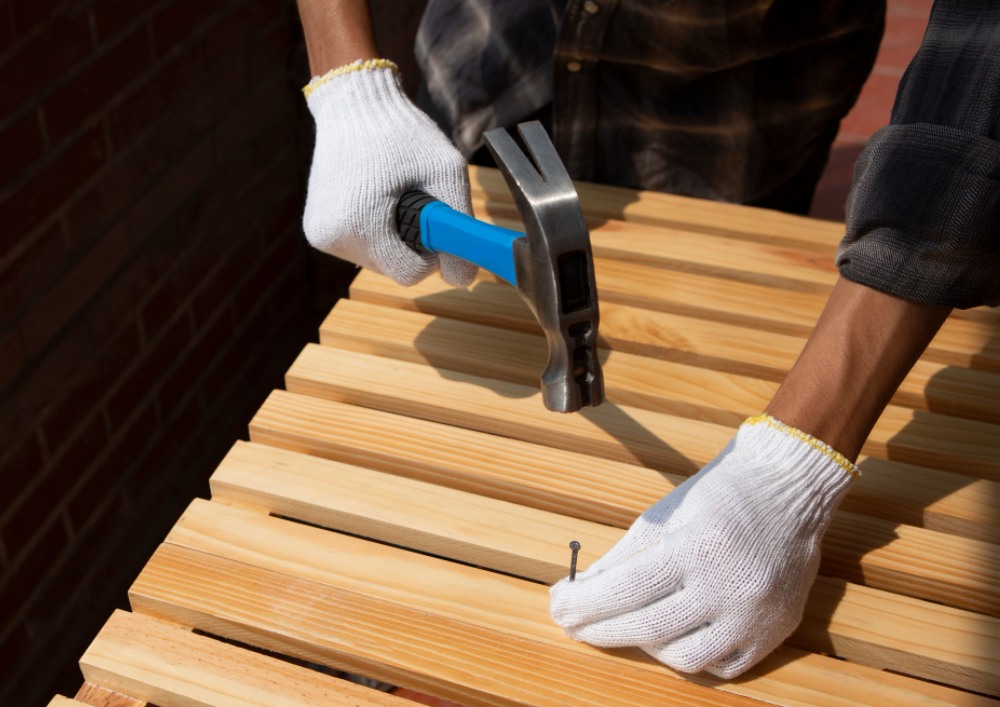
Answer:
[{"xmin": 395, "ymin": 121, "xmax": 604, "ymax": 413}]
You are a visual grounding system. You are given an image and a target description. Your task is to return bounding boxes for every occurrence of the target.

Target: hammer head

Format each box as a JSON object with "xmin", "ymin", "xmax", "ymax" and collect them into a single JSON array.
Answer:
[{"xmin": 483, "ymin": 121, "xmax": 605, "ymax": 413}]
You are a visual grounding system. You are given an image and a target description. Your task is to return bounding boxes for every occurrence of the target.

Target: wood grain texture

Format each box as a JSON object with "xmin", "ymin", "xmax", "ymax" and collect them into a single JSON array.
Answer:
[
  {"xmin": 81, "ymin": 610, "xmax": 404, "ymax": 706},
  {"xmin": 252, "ymin": 388, "xmax": 1000, "ymax": 546},
  {"xmin": 348, "ymin": 271, "xmax": 1000, "ymax": 424},
  {"xmin": 281, "ymin": 346, "xmax": 1000, "ymax": 616},
  {"xmin": 132, "ymin": 500, "xmax": 992, "ymax": 706},
  {"xmin": 211, "ymin": 441, "xmax": 1000, "ymax": 694},
  {"xmin": 50, "ymin": 697, "xmax": 98, "ymax": 707},
  {"xmin": 73, "ymin": 683, "xmax": 145, "ymax": 707},
  {"xmin": 320, "ymin": 297, "xmax": 1000, "ymax": 475},
  {"xmin": 136, "ymin": 514, "xmax": 754, "ymax": 707}
]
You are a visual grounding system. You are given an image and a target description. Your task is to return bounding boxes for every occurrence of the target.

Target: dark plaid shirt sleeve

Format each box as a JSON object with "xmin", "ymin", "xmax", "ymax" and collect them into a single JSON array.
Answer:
[{"xmin": 838, "ymin": 0, "xmax": 1000, "ymax": 309}]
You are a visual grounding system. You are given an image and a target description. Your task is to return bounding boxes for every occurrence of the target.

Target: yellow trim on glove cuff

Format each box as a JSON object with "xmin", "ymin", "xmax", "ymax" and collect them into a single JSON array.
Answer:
[
  {"xmin": 302, "ymin": 58, "xmax": 400, "ymax": 98},
  {"xmin": 744, "ymin": 414, "xmax": 860, "ymax": 480}
]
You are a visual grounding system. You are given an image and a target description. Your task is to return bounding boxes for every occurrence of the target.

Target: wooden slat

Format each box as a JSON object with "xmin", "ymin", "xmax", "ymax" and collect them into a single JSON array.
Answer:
[
  {"xmin": 137, "ymin": 508, "xmax": 754, "ymax": 707},
  {"xmin": 321, "ymin": 297, "xmax": 1000, "ymax": 464},
  {"xmin": 80, "ymin": 610, "xmax": 404, "ymax": 706},
  {"xmin": 471, "ymin": 167, "xmax": 1000, "ymax": 334},
  {"xmin": 211, "ymin": 440, "xmax": 1000, "ymax": 695},
  {"xmin": 280, "ymin": 346, "xmax": 1000, "ymax": 616},
  {"xmin": 287, "ymin": 346, "xmax": 1000, "ymax": 538},
  {"xmin": 49, "ymin": 697, "xmax": 95, "ymax": 707},
  {"xmin": 252, "ymin": 389, "xmax": 999, "ymax": 545},
  {"xmin": 132, "ymin": 500, "xmax": 994, "ymax": 706},
  {"xmin": 581, "ymin": 258, "xmax": 1000, "ymax": 371},
  {"xmin": 469, "ymin": 165, "xmax": 848, "ymax": 252},
  {"xmin": 348, "ymin": 271, "xmax": 1000, "ymax": 421},
  {"xmin": 73, "ymin": 683, "xmax": 145, "ymax": 707}
]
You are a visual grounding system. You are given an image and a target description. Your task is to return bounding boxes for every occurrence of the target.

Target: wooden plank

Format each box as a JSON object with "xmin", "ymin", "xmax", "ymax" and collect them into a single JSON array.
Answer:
[
  {"xmin": 80, "ymin": 610, "xmax": 404, "ymax": 706},
  {"xmin": 73, "ymin": 684, "xmax": 145, "ymax": 707},
  {"xmin": 211, "ymin": 441, "xmax": 1000, "ymax": 695},
  {"xmin": 578, "ymin": 258, "xmax": 1000, "ymax": 371},
  {"xmin": 252, "ymin": 389, "xmax": 1000, "ymax": 545},
  {"xmin": 469, "ymin": 164, "xmax": 1000, "ymax": 331},
  {"xmin": 135, "ymin": 500, "xmax": 994, "ymax": 706},
  {"xmin": 349, "ymin": 271, "xmax": 1000, "ymax": 419},
  {"xmin": 135, "ymin": 519, "xmax": 755, "ymax": 706},
  {"xmin": 469, "ymin": 165, "xmax": 848, "ymax": 253},
  {"xmin": 285, "ymin": 340, "xmax": 1000, "ymax": 523},
  {"xmin": 321, "ymin": 297, "xmax": 1000, "ymax": 444},
  {"xmin": 49, "ymin": 697, "xmax": 96, "ymax": 707},
  {"xmin": 280, "ymin": 347, "xmax": 1000, "ymax": 616}
]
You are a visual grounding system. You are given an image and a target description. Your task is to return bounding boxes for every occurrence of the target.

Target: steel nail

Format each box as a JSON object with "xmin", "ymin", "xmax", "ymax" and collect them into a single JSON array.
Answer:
[{"xmin": 569, "ymin": 540, "xmax": 581, "ymax": 581}]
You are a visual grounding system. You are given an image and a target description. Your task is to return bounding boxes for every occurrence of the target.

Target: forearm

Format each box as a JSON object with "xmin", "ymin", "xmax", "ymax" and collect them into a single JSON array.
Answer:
[
  {"xmin": 296, "ymin": 0, "xmax": 379, "ymax": 75},
  {"xmin": 765, "ymin": 277, "xmax": 951, "ymax": 461}
]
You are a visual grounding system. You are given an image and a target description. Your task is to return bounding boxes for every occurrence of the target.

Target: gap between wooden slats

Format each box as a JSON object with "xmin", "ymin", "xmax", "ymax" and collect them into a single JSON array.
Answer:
[
  {"xmin": 468, "ymin": 165, "xmax": 1000, "ymax": 331},
  {"xmin": 134, "ymin": 520, "xmax": 755, "ymax": 707},
  {"xmin": 348, "ymin": 271, "xmax": 1000, "ymax": 416},
  {"xmin": 80, "ymin": 610, "xmax": 405, "ymax": 706},
  {"xmin": 319, "ymin": 297, "xmax": 1000, "ymax": 479},
  {"xmin": 209, "ymin": 440, "xmax": 1000, "ymax": 696},
  {"xmin": 132, "ymin": 500, "xmax": 995, "ymax": 706}
]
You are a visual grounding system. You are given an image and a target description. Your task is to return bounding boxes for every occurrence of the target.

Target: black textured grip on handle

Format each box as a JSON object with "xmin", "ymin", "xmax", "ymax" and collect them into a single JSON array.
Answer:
[{"xmin": 396, "ymin": 190, "xmax": 437, "ymax": 254}]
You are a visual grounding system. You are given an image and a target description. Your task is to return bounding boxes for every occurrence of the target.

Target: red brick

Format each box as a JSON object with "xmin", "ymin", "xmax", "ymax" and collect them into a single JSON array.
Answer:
[
  {"xmin": 214, "ymin": 72, "xmax": 292, "ymax": 155},
  {"xmin": 130, "ymin": 392, "xmax": 204, "ymax": 499},
  {"xmin": 0, "ymin": 433, "xmax": 45, "ymax": 509},
  {"xmin": 0, "ymin": 222, "xmax": 67, "ymax": 323},
  {"xmin": 0, "ymin": 10, "xmax": 93, "ymax": 114},
  {"xmin": 1, "ymin": 413, "xmax": 107, "ymax": 556},
  {"xmin": 875, "ymin": 9, "xmax": 930, "ymax": 75},
  {"xmin": 158, "ymin": 298, "xmax": 237, "ymax": 413},
  {"xmin": 105, "ymin": 48, "xmax": 203, "ymax": 153},
  {"xmin": 838, "ymin": 71, "xmax": 901, "ymax": 141},
  {"xmin": 0, "ymin": 622, "xmax": 29, "ymax": 677},
  {"xmin": 106, "ymin": 309, "xmax": 191, "ymax": 430},
  {"xmin": 103, "ymin": 400, "xmax": 159, "ymax": 475},
  {"xmin": 0, "ymin": 513, "xmax": 71, "ymax": 617},
  {"xmin": 3, "ymin": 4, "xmax": 14, "ymax": 47},
  {"xmin": 21, "ymin": 223, "xmax": 129, "ymax": 355},
  {"xmin": 0, "ymin": 124, "xmax": 107, "ymax": 261},
  {"xmin": 151, "ymin": 0, "xmax": 222, "ymax": 59},
  {"xmin": 2, "ymin": 332, "xmax": 88, "ymax": 452},
  {"xmin": 0, "ymin": 110, "xmax": 45, "ymax": 187},
  {"xmin": 810, "ymin": 142, "xmax": 866, "ymax": 222},
  {"xmin": 66, "ymin": 403, "xmax": 155, "ymax": 532},
  {"xmin": 125, "ymin": 138, "xmax": 214, "ymax": 248},
  {"xmin": 9, "ymin": 0, "xmax": 76, "ymax": 36},
  {"xmin": 38, "ymin": 322, "xmax": 141, "ymax": 454},
  {"xmin": 42, "ymin": 29, "xmax": 151, "ymax": 143},
  {"xmin": 200, "ymin": 1, "xmax": 271, "ymax": 68},
  {"xmin": 0, "ymin": 329, "xmax": 26, "ymax": 393},
  {"xmin": 90, "ymin": 0, "xmax": 153, "ymax": 45},
  {"xmin": 248, "ymin": 13, "xmax": 296, "ymax": 85},
  {"xmin": 888, "ymin": 0, "xmax": 935, "ymax": 17}
]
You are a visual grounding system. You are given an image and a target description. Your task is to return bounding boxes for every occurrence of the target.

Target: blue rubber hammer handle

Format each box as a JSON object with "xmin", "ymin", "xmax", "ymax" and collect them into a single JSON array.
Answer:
[{"xmin": 396, "ymin": 191, "xmax": 523, "ymax": 285}]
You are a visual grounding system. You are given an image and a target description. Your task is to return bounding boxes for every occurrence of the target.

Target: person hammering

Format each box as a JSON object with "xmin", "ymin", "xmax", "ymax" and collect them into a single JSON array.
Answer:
[{"xmin": 295, "ymin": 0, "xmax": 1000, "ymax": 680}]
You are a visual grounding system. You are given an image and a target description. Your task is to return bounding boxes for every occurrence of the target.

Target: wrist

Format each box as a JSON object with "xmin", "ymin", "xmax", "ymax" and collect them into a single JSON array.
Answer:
[
  {"xmin": 742, "ymin": 413, "xmax": 859, "ymax": 482},
  {"xmin": 765, "ymin": 277, "xmax": 950, "ymax": 460},
  {"xmin": 303, "ymin": 58, "xmax": 400, "ymax": 99}
]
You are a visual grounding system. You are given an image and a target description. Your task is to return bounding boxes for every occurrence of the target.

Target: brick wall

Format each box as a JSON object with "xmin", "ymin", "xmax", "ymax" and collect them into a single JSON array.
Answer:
[{"xmin": 0, "ymin": 1, "xmax": 352, "ymax": 703}]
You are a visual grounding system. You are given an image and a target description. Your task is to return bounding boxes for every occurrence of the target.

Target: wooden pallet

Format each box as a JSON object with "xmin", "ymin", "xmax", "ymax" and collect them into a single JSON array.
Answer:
[{"xmin": 67, "ymin": 166, "xmax": 999, "ymax": 706}]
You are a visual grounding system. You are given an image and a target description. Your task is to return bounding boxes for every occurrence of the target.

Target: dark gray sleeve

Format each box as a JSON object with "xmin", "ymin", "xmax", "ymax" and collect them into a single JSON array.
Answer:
[{"xmin": 837, "ymin": 0, "xmax": 1000, "ymax": 309}]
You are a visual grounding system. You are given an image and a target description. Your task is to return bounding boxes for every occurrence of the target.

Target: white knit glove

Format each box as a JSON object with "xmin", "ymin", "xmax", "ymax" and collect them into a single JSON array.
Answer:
[
  {"xmin": 302, "ymin": 59, "xmax": 476, "ymax": 287},
  {"xmin": 550, "ymin": 414, "xmax": 858, "ymax": 678}
]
